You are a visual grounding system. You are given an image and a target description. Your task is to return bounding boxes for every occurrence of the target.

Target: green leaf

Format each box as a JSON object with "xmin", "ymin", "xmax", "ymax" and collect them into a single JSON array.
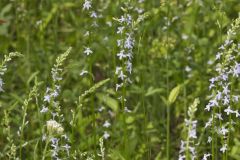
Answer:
[
  {"xmin": 145, "ymin": 87, "xmax": 164, "ymax": 97},
  {"xmin": 27, "ymin": 71, "xmax": 39, "ymax": 87},
  {"xmin": 109, "ymin": 149, "xmax": 126, "ymax": 160},
  {"xmin": 168, "ymin": 85, "xmax": 181, "ymax": 106},
  {"xmin": 79, "ymin": 78, "xmax": 110, "ymax": 100}
]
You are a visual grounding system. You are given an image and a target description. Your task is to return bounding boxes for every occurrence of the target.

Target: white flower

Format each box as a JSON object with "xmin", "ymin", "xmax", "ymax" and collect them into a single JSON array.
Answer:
[
  {"xmin": 118, "ymin": 70, "xmax": 126, "ymax": 80},
  {"xmin": 204, "ymin": 104, "xmax": 211, "ymax": 111},
  {"xmin": 117, "ymin": 50, "xmax": 126, "ymax": 60},
  {"xmin": 202, "ymin": 153, "xmax": 211, "ymax": 160},
  {"xmin": 47, "ymin": 120, "xmax": 64, "ymax": 134},
  {"xmin": 233, "ymin": 95, "xmax": 239, "ymax": 102},
  {"xmin": 223, "ymin": 96, "xmax": 230, "ymax": 105},
  {"xmin": 80, "ymin": 70, "xmax": 88, "ymax": 76},
  {"xmin": 90, "ymin": 11, "xmax": 98, "ymax": 18},
  {"xmin": 124, "ymin": 107, "xmax": 132, "ymax": 113},
  {"xmin": 205, "ymin": 117, "xmax": 213, "ymax": 128},
  {"xmin": 116, "ymin": 83, "xmax": 123, "ymax": 91},
  {"xmin": 178, "ymin": 155, "xmax": 185, "ymax": 160},
  {"xmin": 83, "ymin": 0, "xmax": 92, "ymax": 10},
  {"xmin": 118, "ymin": 16, "xmax": 125, "ymax": 23},
  {"xmin": 98, "ymin": 106, "xmax": 105, "ymax": 112},
  {"xmin": 224, "ymin": 106, "xmax": 234, "ymax": 115},
  {"xmin": 84, "ymin": 47, "xmax": 93, "ymax": 55},
  {"xmin": 103, "ymin": 131, "xmax": 110, "ymax": 139},
  {"xmin": 124, "ymin": 34, "xmax": 134, "ymax": 49},
  {"xmin": 222, "ymin": 84, "xmax": 230, "ymax": 95},
  {"xmin": 103, "ymin": 121, "xmax": 111, "ymax": 128},
  {"xmin": 215, "ymin": 113, "xmax": 223, "ymax": 120},
  {"xmin": 207, "ymin": 136, "xmax": 212, "ymax": 143},
  {"xmin": 106, "ymin": 21, "xmax": 112, "ymax": 27},
  {"xmin": 185, "ymin": 66, "xmax": 191, "ymax": 72},
  {"xmin": 233, "ymin": 63, "xmax": 240, "ymax": 77},
  {"xmin": 219, "ymin": 45, "xmax": 225, "ymax": 50},
  {"xmin": 189, "ymin": 128, "xmax": 197, "ymax": 139},
  {"xmin": 220, "ymin": 144, "xmax": 227, "ymax": 153},
  {"xmin": 117, "ymin": 26, "xmax": 125, "ymax": 34},
  {"xmin": 126, "ymin": 14, "xmax": 132, "ymax": 25},
  {"xmin": 40, "ymin": 106, "xmax": 48, "ymax": 113},
  {"xmin": 220, "ymin": 126, "xmax": 228, "ymax": 136},
  {"xmin": 62, "ymin": 144, "xmax": 71, "ymax": 156},
  {"xmin": 115, "ymin": 67, "xmax": 122, "ymax": 75},
  {"xmin": 117, "ymin": 39, "xmax": 123, "ymax": 47},
  {"xmin": 126, "ymin": 60, "xmax": 132, "ymax": 74},
  {"xmin": 51, "ymin": 90, "xmax": 59, "ymax": 98},
  {"xmin": 44, "ymin": 94, "xmax": 51, "ymax": 103},
  {"xmin": 216, "ymin": 52, "xmax": 222, "ymax": 60},
  {"xmin": 84, "ymin": 31, "xmax": 90, "ymax": 37},
  {"xmin": 179, "ymin": 140, "xmax": 185, "ymax": 153},
  {"xmin": 182, "ymin": 34, "xmax": 188, "ymax": 40},
  {"xmin": 235, "ymin": 110, "xmax": 240, "ymax": 117},
  {"xmin": 216, "ymin": 91, "xmax": 222, "ymax": 100},
  {"xmin": 42, "ymin": 134, "xmax": 47, "ymax": 141}
]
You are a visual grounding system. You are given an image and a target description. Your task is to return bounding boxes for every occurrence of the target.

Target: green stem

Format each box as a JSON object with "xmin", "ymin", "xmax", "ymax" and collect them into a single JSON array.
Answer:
[
  {"xmin": 166, "ymin": 0, "xmax": 170, "ymax": 159},
  {"xmin": 42, "ymin": 137, "xmax": 50, "ymax": 160},
  {"xmin": 212, "ymin": 108, "xmax": 215, "ymax": 160}
]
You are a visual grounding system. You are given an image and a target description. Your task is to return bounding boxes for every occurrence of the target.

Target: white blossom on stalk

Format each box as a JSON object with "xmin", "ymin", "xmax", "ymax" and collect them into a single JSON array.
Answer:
[
  {"xmin": 178, "ymin": 99, "xmax": 199, "ymax": 160},
  {"xmin": 103, "ymin": 131, "xmax": 110, "ymax": 139},
  {"xmin": 84, "ymin": 47, "xmax": 93, "ymax": 56},
  {"xmin": 0, "ymin": 52, "xmax": 22, "ymax": 92},
  {"xmin": 204, "ymin": 17, "xmax": 240, "ymax": 156},
  {"xmin": 103, "ymin": 121, "xmax": 111, "ymax": 128},
  {"xmin": 80, "ymin": 70, "xmax": 88, "ymax": 76},
  {"xmin": 202, "ymin": 153, "xmax": 211, "ymax": 160},
  {"xmin": 83, "ymin": 0, "xmax": 92, "ymax": 10},
  {"xmin": 41, "ymin": 48, "xmax": 72, "ymax": 159},
  {"xmin": 220, "ymin": 143, "xmax": 227, "ymax": 153}
]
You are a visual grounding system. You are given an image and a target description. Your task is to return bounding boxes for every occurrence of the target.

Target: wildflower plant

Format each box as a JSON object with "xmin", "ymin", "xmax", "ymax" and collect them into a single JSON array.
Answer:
[
  {"xmin": 0, "ymin": 51, "xmax": 21, "ymax": 159},
  {"xmin": 179, "ymin": 98, "xmax": 200, "ymax": 160},
  {"xmin": 205, "ymin": 16, "xmax": 240, "ymax": 158},
  {"xmin": 113, "ymin": 0, "xmax": 145, "ymax": 154},
  {"xmin": 19, "ymin": 79, "xmax": 40, "ymax": 159},
  {"xmin": 41, "ymin": 47, "xmax": 72, "ymax": 160},
  {"xmin": 0, "ymin": 52, "xmax": 22, "ymax": 92}
]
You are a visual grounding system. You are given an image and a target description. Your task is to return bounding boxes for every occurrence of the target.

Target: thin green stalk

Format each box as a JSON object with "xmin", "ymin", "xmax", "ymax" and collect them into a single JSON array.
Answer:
[
  {"xmin": 166, "ymin": 0, "xmax": 170, "ymax": 159},
  {"xmin": 166, "ymin": 103, "xmax": 170, "ymax": 160},
  {"xmin": 19, "ymin": 105, "xmax": 28, "ymax": 159},
  {"xmin": 212, "ymin": 108, "xmax": 215, "ymax": 160},
  {"xmin": 42, "ymin": 137, "xmax": 50, "ymax": 160},
  {"xmin": 89, "ymin": 61, "xmax": 97, "ymax": 156}
]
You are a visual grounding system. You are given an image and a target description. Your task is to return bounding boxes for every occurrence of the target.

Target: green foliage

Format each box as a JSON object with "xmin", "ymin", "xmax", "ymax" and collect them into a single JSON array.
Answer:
[
  {"xmin": 168, "ymin": 85, "xmax": 182, "ymax": 106},
  {"xmin": 0, "ymin": 0, "xmax": 240, "ymax": 159}
]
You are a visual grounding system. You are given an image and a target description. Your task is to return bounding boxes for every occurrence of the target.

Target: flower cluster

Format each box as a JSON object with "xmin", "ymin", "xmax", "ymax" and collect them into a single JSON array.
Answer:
[
  {"xmin": 114, "ymin": 1, "xmax": 145, "ymax": 95},
  {"xmin": 0, "ymin": 52, "xmax": 22, "ymax": 92},
  {"xmin": 46, "ymin": 120, "xmax": 64, "ymax": 135},
  {"xmin": 41, "ymin": 47, "xmax": 72, "ymax": 159},
  {"xmin": 205, "ymin": 16, "xmax": 240, "ymax": 154},
  {"xmin": 178, "ymin": 98, "xmax": 200, "ymax": 160},
  {"xmin": 82, "ymin": 0, "xmax": 102, "ymax": 57}
]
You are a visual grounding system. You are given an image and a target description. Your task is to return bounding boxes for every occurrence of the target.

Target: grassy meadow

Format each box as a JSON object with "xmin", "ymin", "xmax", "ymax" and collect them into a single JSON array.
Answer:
[{"xmin": 0, "ymin": 0, "xmax": 240, "ymax": 159}]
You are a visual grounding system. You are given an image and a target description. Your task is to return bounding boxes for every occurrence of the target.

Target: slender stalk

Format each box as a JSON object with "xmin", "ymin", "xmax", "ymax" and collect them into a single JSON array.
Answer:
[
  {"xmin": 42, "ymin": 137, "xmax": 50, "ymax": 160},
  {"xmin": 19, "ymin": 105, "xmax": 28, "ymax": 159},
  {"xmin": 212, "ymin": 108, "xmax": 215, "ymax": 160},
  {"xmin": 89, "ymin": 63, "xmax": 97, "ymax": 156},
  {"xmin": 166, "ymin": 0, "xmax": 170, "ymax": 159}
]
